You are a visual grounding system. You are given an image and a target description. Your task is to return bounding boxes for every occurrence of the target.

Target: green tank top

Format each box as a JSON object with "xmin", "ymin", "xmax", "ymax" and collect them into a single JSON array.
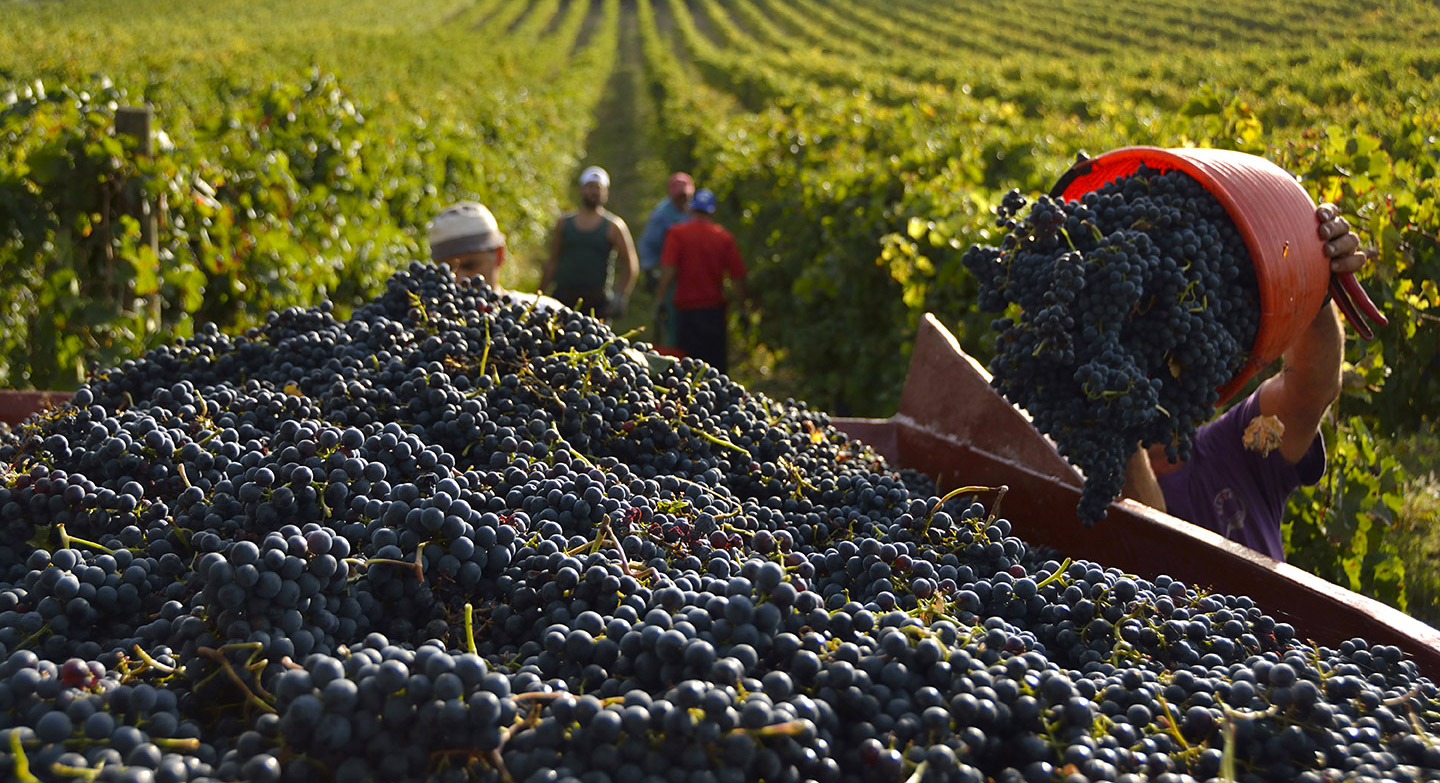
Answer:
[{"xmin": 554, "ymin": 214, "xmax": 614, "ymax": 292}]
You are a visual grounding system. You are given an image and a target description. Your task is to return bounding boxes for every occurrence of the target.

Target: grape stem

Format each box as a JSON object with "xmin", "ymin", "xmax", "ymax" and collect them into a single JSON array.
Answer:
[
  {"xmin": 277, "ymin": 656, "xmax": 305, "ymax": 671},
  {"xmin": 1381, "ymin": 687, "xmax": 1438, "ymax": 749},
  {"xmin": 480, "ymin": 319, "xmax": 492, "ymax": 378},
  {"xmin": 778, "ymin": 456, "xmax": 818, "ymax": 499},
  {"xmin": 407, "ymin": 291, "xmax": 430, "ymax": 328},
  {"xmin": 488, "ymin": 749, "xmax": 513, "ymax": 783},
  {"xmin": 17, "ymin": 620, "xmax": 55, "ymax": 650},
  {"xmin": 698, "ymin": 429, "xmax": 749, "ymax": 456},
  {"xmin": 926, "ymin": 484, "xmax": 1007, "ymax": 528},
  {"xmin": 667, "ymin": 473, "xmax": 743, "ymax": 516},
  {"xmin": 464, "ymin": 603, "xmax": 478, "ymax": 655},
  {"xmin": 1217, "ymin": 704, "xmax": 1278, "ymax": 782},
  {"xmin": 9, "ymin": 729, "xmax": 40, "ymax": 783},
  {"xmin": 1156, "ymin": 696, "xmax": 1191, "ymax": 752},
  {"xmin": 730, "ymin": 719, "xmax": 813, "ymax": 738},
  {"xmin": 1404, "ymin": 708, "xmax": 1440, "ymax": 751},
  {"xmin": 346, "ymin": 544, "xmax": 426, "ymax": 583},
  {"xmin": 132, "ymin": 644, "xmax": 177, "ymax": 674},
  {"xmin": 196, "ymin": 645, "xmax": 276, "ymax": 715},
  {"xmin": 985, "ymin": 485, "xmax": 1010, "ymax": 526},
  {"xmin": 605, "ymin": 524, "xmax": 658, "ymax": 583},
  {"xmin": 1033, "ymin": 559, "xmax": 1074, "ymax": 591},
  {"xmin": 495, "ymin": 699, "xmax": 550, "ymax": 782},
  {"xmin": 50, "ymin": 762, "xmax": 103, "ymax": 781},
  {"xmin": 55, "ymin": 524, "xmax": 115, "ymax": 555},
  {"xmin": 549, "ymin": 327, "xmax": 644, "ymax": 364},
  {"xmin": 512, "ymin": 692, "xmax": 565, "ymax": 702},
  {"xmin": 153, "ymin": 737, "xmax": 202, "ymax": 752},
  {"xmin": 566, "ymin": 518, "xmax": 613, "ymax": 556}
]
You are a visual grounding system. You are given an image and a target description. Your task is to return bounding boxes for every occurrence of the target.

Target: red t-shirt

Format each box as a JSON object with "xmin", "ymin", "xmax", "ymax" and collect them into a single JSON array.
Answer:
[{"xmin": 660, "ymin": 218, "xmax": 746, "ymax": 310}]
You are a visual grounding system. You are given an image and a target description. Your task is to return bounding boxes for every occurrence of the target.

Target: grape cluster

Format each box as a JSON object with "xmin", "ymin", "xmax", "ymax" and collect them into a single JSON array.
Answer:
[
  {"xmin": 1, "ymin": 261, "xmax": 1435, "ymax": 783},
  {"xmin": 964, "ymin": 167, "xmax": 1261, "ymax": 524}
]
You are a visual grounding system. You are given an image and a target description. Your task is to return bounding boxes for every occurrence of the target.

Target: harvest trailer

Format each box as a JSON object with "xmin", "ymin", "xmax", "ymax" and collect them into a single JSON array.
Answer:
[
  {"xmin": 3, "ymin": 313, "xmax": 1437, "ymax": 678},
  {"xmin": 830, "ymin": 314, "xmax": 1440, "ymax": 678}
]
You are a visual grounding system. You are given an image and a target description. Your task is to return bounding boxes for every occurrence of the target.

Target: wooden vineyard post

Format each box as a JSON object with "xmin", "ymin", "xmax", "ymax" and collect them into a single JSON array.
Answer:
[{"xmin": 114, "ymin": 105, "xmax": 162, "ymax": 330}]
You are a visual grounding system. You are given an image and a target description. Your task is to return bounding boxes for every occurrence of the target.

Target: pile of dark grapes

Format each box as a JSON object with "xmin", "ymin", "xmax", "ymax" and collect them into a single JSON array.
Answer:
[
  {"xmin": 1, "ymin": 261, "xmax": 1435, "ymax": 783},
  {"xmin": 963, "ymin": 167, "xmax": 1261, "ymax": 525}
]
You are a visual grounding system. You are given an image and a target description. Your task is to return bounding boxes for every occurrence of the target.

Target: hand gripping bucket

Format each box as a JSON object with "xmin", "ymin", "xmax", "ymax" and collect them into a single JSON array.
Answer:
[{"xmin": 1050, "ymin": 147, "xmax": 1329, "ymax": 404}]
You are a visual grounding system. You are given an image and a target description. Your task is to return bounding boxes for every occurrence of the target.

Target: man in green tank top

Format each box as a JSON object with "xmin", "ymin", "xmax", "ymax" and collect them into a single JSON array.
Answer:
[{"xmin": 541, "ymin": 166, "xmax": 639, "ymax": 321}]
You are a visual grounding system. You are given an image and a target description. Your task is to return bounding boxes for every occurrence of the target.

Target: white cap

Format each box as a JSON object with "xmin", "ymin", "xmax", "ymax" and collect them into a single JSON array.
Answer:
[
  {"xmin": 427, "ymin": 202, "xmax": 505, "ymax": 261},
  {"xmin": 579, "ymin": 166, "xmax": 610, "ymax": 187}
]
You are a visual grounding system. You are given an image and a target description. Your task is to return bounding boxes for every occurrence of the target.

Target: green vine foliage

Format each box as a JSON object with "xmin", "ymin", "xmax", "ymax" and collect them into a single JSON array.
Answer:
[
  {"xmin": 1284, "ymin": 416, "xmax": 1409, "ymax": 612},
  {"xmin": 0, "ymin": 45, "xmax": 620, "ymax": 389},
  {"xmin": 0, "ymin": 78, "xmax": 186, "ymax": 390},
  {"xmin": 0, "ymin": 0, "xmax": 623, "ymax": 391},
  {"xmin": 0, "ymin": 75, "xmax": 420, "ymax": 390},
  {"xmin": 1278, "ymin": 118, "xmax": 1440, "ymax": 435},
  {"xmin": 179, "ymin": 71, "xmax": 418, "ymax": 327},
  {"xmin": 1271, "ymin": 112, "xmax": 1440, "ymax": 619}
]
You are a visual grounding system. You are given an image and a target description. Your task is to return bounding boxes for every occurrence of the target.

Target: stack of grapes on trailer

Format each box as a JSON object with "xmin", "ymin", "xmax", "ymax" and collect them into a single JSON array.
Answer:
[{"xmin": 0, "ymin": 251, "xmax": 1436, "ymax": 782}]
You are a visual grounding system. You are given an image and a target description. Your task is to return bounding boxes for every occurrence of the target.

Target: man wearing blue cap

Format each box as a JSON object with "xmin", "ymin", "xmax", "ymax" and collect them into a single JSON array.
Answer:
[
  {"xmin": 542, "ymin": 166, "xmax": 638, "ymax": 321},
  {"xmin": 654, "ymin": 188, "xmax": 748, "ymax": 374}
]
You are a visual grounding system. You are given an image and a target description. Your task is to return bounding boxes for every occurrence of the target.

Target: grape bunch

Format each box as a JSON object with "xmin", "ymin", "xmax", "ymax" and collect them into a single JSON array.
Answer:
[
  {"xmin": 1, "ymin": 261, "xmax": 1435, "ymax": 783},
  {"xmin": 963, "ymin": 167, "xmax": 1261, "ymax": 524}
]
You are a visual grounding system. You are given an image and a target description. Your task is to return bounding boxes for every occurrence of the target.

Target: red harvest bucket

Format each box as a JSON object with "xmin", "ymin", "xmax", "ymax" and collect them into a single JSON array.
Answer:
[{"xmin": 1049, "ymin": 146, "xmax": 1329, "ymax": 404}]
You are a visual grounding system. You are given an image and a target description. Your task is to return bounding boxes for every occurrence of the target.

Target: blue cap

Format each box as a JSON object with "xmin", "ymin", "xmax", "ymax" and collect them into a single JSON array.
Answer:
[{"xmin": 691, "ymin": 188, "xmax": 717, "ymax": 213}]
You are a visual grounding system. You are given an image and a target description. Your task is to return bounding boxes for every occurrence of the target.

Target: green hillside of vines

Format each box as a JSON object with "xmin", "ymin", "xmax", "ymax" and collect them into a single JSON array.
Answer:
[
  {"xmin": 1, "ymin": 0, "xmax": 619, "ymax": 388},
  {"xmin": 3, "ymin": 0, "xmax": 1438, "ymax": 615}
]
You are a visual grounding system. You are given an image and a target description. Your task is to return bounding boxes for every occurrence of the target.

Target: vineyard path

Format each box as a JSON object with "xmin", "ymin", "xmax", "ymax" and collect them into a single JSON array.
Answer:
[{"xmin": 574, "ymin": 0, "xmax": 673, "ymax": 339}]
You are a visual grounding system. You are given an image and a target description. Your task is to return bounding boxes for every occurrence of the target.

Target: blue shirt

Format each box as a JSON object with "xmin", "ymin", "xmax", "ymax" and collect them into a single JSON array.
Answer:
[
  {"xmin": 1156, "ymin": 390, "xmax": 1326, "ymax": 561},
  {"xmin": 639, "ymin": 199, "xmax": 689, "ymax": 271}
]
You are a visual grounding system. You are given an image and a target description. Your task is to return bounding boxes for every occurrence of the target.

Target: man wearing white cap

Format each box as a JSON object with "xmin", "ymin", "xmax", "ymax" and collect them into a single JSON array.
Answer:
[
  {"xmin": 542, "ymin": 166, "xmax": 638, "ymax": 321},
  {"xmin": 427, "ymin": 202, "xmax": 559, "ymax": 310}
]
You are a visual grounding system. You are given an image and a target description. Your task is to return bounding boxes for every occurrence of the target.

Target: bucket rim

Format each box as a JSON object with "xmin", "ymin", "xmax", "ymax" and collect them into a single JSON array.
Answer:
[{"xmin": 1049, "ymin": 145, "xmax": 1319, "ymax": 403}]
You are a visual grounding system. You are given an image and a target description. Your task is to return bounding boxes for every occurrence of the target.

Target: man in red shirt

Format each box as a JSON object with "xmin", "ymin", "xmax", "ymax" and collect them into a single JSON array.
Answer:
[{"xmin": 654, "ymin": 188, "xmax": 748, "ymax": 374}]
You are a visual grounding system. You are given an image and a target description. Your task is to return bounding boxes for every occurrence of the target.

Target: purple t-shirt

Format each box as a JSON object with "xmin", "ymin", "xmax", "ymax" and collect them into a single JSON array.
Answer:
[{"xmin": 1156, "ymin": 391, "xmax": 1326, "ymax": 561}]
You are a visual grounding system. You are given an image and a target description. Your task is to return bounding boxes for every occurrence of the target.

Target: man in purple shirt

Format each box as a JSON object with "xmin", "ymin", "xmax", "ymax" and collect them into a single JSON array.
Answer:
[
  {"xmin": 1123, "ymin": 204, "xmax": 1370, "ymax": 561},
  {"xmin": 1148, "ymin": 391, "xmax": 1327, "ymax": 560}
]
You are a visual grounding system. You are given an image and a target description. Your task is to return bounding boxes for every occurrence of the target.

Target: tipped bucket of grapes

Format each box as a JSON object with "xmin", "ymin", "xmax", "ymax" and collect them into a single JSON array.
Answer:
[{"xmin": 962, "ymin": 147, "xmax": 1386, "ymax": 525}]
